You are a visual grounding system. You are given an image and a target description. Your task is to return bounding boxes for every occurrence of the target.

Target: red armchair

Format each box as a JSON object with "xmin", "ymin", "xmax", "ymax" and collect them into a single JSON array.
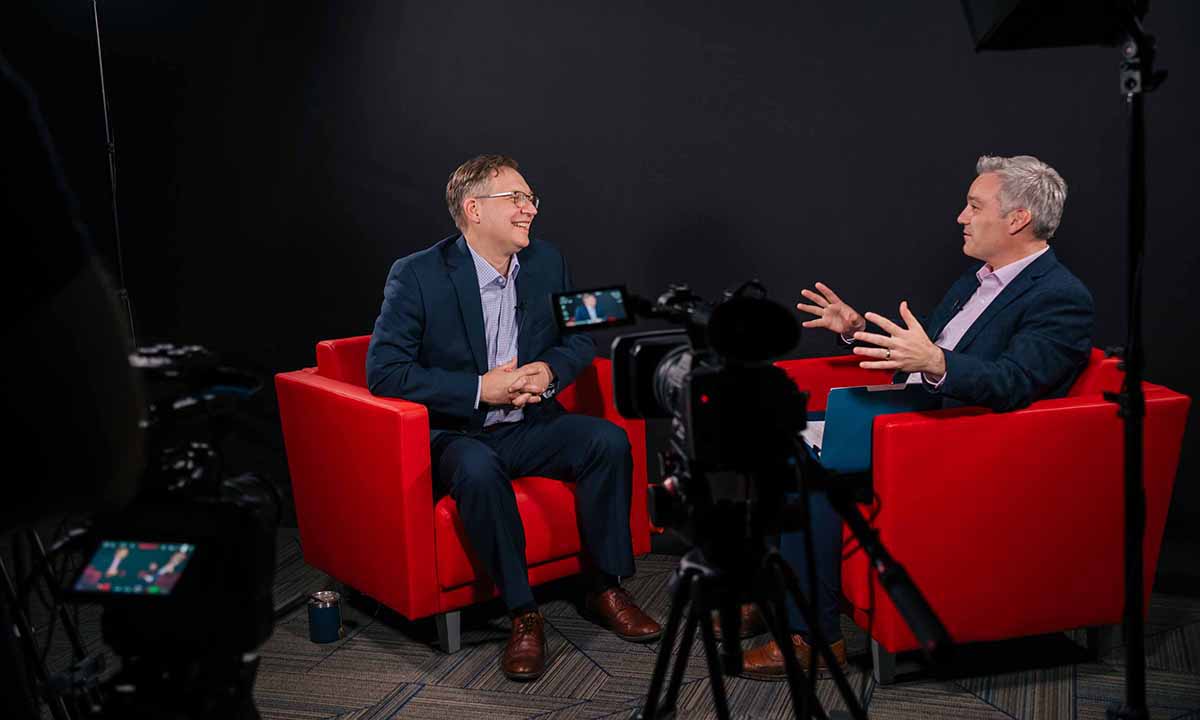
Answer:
[
  {"xmin": 775, "ymin": 350, "xmax": 1190, "ymax": 683},
  {"xmin": 275, "ymin": 335, "xmax": 650, "ymax": 651}
]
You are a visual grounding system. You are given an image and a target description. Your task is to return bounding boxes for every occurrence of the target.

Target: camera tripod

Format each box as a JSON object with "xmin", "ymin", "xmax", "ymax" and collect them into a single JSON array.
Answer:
[
  {"xmin": 638, "ymin": 460, "xmax": 951, "ymax": 720},
  {"xmin": 636, "ymin": 542, "xmax": 864, "ymax": 720}
]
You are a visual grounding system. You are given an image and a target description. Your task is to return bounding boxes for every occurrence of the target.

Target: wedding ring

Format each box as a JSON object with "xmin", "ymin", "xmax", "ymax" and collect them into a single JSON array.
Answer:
[{"xmin": 885, "ymin": 349, "xmax": 892, "ymax": 360}]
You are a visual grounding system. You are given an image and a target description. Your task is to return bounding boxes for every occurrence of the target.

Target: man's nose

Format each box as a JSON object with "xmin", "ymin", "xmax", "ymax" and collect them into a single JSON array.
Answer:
[
  {"xmin": 956, "ymin": 207, "xmax": 969, "ymax": 225},
  {"xmin": 522, "ymin": 201, "xmax": 537, "ymax": 217}
]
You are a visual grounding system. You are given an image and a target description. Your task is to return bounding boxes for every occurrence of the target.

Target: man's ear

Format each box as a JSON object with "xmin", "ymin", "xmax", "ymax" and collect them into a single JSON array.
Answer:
[
  {"xmin": 1008, "ymin": 207, "xmax": 1033, "ymax": 236},
  {"xmin": 464, "ymin": 197, "xmax": 480, "ymax": 225}
]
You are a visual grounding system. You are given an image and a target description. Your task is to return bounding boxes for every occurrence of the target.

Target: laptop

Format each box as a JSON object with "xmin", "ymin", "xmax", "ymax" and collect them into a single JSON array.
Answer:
[{"xmin": 800, "ymin": 383, "xmax": 943, "ymax": 474}]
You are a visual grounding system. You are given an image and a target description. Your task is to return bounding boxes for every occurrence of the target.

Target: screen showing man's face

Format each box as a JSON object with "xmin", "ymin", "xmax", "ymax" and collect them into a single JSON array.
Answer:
[{"xmin": 553, "ymin": 287, "xmax": 632, "ymax": 331}]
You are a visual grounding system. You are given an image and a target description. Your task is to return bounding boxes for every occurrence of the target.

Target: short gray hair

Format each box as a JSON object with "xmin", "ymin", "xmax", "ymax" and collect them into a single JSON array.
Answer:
[{"xmin": 975, "ymin": 155, "xmax": 1067, "ymax": 240}]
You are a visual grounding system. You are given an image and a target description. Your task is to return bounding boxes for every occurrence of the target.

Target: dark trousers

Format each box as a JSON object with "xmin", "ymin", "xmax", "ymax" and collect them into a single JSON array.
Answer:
[
  {"xmin": 779, "ymin": 490, "xmax": 844, "ymax": 642},
  {"xmin": 431, "ymin": 410, "xmax": 636, "ymax": 611}
]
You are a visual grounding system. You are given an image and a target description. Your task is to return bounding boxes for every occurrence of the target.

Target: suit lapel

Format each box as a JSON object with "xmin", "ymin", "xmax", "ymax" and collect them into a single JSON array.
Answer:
[
  {"xmin": 447, "ymin": 236, "xmax": 488, "ymax": 374},
  {"xmin": 926, "ymin": 273, "xmax": 981, "ymax": 343},
  {"xmin": 515, "ymin": 246, "xmax": 542, "ymax": 364},
  {"xmin": 954, "ymin": 249, "xmax": 1057, "ymax": 353}
]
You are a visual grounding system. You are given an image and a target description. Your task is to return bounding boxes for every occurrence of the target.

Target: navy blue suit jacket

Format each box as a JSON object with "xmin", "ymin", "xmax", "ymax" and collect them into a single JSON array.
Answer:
[
  {"xmin": 912, "ymin": 248, "xmax": 1094, "ymax": 412},
  {"xmin": 366, "ymin": 235, "xmax": 596, "ymax": 439}
]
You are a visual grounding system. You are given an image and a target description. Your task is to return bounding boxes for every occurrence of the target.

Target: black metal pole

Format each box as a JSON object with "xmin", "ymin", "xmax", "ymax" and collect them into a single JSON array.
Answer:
[
  {"xmin": 1107, "ymin": 17, "xmax": 1157, "ymax": 720},
  {"xmin": 91, "ymin": 0, "xmax": 136, "ymax": 346}
]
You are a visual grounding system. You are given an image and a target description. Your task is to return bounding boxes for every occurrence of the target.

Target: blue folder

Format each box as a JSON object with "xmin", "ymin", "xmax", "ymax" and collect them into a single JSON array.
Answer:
[{"xmin": 803, "ymin": 383, "xmax": 943, "ymax": 474}]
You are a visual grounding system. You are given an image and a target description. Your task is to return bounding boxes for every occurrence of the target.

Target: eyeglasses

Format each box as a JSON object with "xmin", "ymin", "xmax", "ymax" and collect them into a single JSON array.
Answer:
[{"xmin": 474, "ymin": 190, "xmax": 539, "ymax": 210}]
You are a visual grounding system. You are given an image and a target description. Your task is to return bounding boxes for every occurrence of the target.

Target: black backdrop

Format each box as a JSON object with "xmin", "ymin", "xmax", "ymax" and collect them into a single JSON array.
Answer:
[{"xmin": 5, "ymin": 2, "xmax": 1199, "ymax": 541}]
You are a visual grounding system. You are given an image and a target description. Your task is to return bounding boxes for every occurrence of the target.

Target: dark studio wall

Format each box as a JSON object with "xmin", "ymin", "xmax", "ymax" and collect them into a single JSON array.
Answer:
[{"xmin": 5, "ymin": 3, "xmax": 1200, "ymax": 542}]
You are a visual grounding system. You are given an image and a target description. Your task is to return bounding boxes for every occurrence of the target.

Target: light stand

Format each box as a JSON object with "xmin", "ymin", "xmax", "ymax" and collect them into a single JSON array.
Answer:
[
  {"xmin": 90, "ymin": 0, "xmax": 136, "ymax": 345},
  {"xmin": 960, "ymin": 2, "xmax": 1167, "ymax": 718}
]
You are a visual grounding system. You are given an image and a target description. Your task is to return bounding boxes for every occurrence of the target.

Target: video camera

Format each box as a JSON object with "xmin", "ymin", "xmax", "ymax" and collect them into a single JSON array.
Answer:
[
  {"xmin": 553, "ymin": 281, "xmax": 808, "ymax": 548},
  {"xmin": 23, "ymin": 343, "xmax": 279, "ymax": 720}
]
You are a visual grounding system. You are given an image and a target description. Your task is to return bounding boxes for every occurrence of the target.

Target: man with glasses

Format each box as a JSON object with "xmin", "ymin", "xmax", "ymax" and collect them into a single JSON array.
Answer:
[{"xmin": 367, "ymin": 155, "xmax": 661, "ymax": 681}]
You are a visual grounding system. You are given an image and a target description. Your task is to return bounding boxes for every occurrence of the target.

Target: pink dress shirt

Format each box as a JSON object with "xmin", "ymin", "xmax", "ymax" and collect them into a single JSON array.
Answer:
[{"xmin": 913, "ymin": 246, "xmax": 1050, "ymax": 386}]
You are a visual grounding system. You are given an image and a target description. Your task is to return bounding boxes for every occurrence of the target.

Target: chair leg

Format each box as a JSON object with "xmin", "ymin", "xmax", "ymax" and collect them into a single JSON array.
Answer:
[
  {"xmin": 871, "ymin": 638, "xmax": 896, "ymax": 685},
  {"xmin": 436, "ymin": 611, "xmax": 462, "ymax": 654}
]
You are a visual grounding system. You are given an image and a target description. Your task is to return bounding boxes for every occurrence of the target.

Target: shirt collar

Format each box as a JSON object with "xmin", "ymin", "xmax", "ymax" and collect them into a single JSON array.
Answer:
[
  {"xmin": 977, "ymin": 245, "xmax": 1049, "ymax": 287},
  {"xmin": 465, "ymin": 240, "xmax": 520, "ymax": 289}
]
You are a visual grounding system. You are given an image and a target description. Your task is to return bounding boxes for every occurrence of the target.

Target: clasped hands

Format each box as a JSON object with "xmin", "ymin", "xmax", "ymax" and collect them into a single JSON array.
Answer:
[
  {"xmin": 481, "ymin": 358, "xmax": 554, "ymax": 409},
  {"xmin": 796, "ymin": 282, "xmax": 947, "ymax": 380}
]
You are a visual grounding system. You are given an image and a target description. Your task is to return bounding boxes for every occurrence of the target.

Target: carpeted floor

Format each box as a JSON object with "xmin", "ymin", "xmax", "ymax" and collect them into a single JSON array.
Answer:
[
  {"xmin": 9, "ymin": 526, "xmax": 1200, "ymax": 719},
  {"xmin": 256, "ymin": 530, "xmax": 1200, "ymax": 719}
]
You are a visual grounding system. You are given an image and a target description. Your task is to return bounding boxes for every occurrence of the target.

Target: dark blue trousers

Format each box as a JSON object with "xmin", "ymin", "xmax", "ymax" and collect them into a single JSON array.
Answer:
[
  {"xmin": 780, "ymin": 490, "xmax": 844, "ymax": 642},
  {"xmin": 431, "ymin": 409, "xmax": 636, "ymax": 611}
]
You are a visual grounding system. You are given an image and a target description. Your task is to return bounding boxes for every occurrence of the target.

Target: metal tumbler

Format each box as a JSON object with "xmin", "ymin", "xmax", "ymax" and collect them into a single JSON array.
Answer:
[{"xmin": 307, "ymin": 590, "xmax": 344, "ymax": 643}]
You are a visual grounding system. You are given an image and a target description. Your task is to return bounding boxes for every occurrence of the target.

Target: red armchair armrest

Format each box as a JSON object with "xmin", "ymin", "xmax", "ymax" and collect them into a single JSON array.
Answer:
[{"xmin": 276, "ymin": 369, "xmax": 441, "ymax": 619}]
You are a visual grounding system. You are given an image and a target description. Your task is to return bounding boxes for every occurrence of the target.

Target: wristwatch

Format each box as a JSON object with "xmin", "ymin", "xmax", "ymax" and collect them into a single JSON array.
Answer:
[{"xmin": 540, "ymin": 380, "xmax": 558, "ymax": 400}]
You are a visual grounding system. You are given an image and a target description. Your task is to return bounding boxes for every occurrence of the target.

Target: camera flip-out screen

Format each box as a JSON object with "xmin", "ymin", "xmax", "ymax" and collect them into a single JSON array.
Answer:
[
  {"xmin": 73, "ymin": 539, "xmax": 196, "ymax": 596},
  {"xmin": 552, "ymin": 286, "xmax": 633, "ymax": 332}
]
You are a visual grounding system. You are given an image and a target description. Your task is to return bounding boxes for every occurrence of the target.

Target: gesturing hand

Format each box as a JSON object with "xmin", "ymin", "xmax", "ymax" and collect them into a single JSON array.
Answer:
[
  {"xmin": 796, "ymin": 282, "xmax": 865, "ymax": 337},
  {"xmin": 852, "ymin": 301, "xmax": 946, "ymax": 379}
]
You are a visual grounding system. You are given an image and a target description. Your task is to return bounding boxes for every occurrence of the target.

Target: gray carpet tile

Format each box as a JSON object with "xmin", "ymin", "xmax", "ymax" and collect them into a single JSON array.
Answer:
[
  {"xmin": 384, "ymin": 685, "xmax": 583, "ymax": 719},
  {"xmin": 333, "ymin": 683, "xmax": 423, "ymax": 719},
  {"xmin": 254, "ymin": 666, "xmax": 400, "ymax": 719},
  {"xmin": 868, "ymin": 680, "xmax": 1017, "ymax": 719},
  {"xmin": 956, "ymin": 665, "xmax": 1075, "ymax": 719},
  {"xmin": 313, "ymin": 621, "xmax": 465, "ymax": 687},
  {"xmin": 668, "ymin": 667, "xmax": 874, "ymax": 720},
  {"xmin": 1103, "ymin": 622, "xmax": 1200, "ymax": 676},
  {"xmin": 1076, "ymin": 663, "xmax": 1200, "ymax": 719},
  {"xmin": 1147, "ymin": 595, "xmax": 1200, "ymax": 638},
  {"xmin": 534, "ymin": 695, "xmax": 640, "ymax": 719}
]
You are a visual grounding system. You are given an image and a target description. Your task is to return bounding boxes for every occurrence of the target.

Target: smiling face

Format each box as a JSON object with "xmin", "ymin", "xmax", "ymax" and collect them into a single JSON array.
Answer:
[
  {"xmin": 956, "ymin": 172, "xmax": 1032, "ymax": 268},
  {"xmin": 465, "ymin": 166, "xmax": 538, "ymax": 258}
]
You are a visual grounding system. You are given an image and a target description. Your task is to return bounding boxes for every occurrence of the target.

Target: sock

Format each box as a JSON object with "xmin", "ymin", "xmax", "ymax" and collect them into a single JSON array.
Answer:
[{"xmin": 587, "ymin": 572, "xmax": 620, "ymax": 594}]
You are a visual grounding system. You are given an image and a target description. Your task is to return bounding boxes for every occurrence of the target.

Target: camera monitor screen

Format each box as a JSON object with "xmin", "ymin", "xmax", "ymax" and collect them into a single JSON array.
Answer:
[
  {"xmin": 73, "ymin": 540, "xmax": 196, "ymax": 596},
  {"xmin": 552, "ymin": 286, "xmax": 633, "ymax": 332}
]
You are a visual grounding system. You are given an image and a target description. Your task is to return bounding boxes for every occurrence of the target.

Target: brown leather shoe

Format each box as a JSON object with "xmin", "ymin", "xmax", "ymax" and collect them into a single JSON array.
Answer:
[
  {"xmin": 501, "ymin": 611, "xmax": 546, "ymax": 681},
  {"xmin": 740, "ymin": 634, "xmax": 847, "ymax": 681},
  {"xmin": 712, "ymin": 603, "xmax": 767, "ymax": 640},
  {"xmin": 584, "ymin": 587, "xmax": 663, "ymax": 642}
]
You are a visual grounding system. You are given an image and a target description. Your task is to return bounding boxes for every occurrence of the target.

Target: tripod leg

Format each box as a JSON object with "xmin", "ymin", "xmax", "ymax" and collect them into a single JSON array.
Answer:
[
  {"xmin": 638, "ymin": 568, "xmax": 696, "ymax": 720},
  {"xmin": 0, "ymin": 555, "xmax": 72, "ymax": 720},
  {"xmin": 755, "ymin": 593, "xmax": 815, "ymax": 720},
  {"xmin": 694, "ymin": 576, "xmax": 733, "ymax": 720},
  {"xmin": 768, "ymin": 553, "xmax": 869, "ymax": 720},
  {"xmin": 871, "ymin": 639, "xmax": 896, "ymax": 685},
  {"xmin": 659, "ymin": 602, "xmax": 700, "ymax": 715},
  {"xmin": 26, "ymin": 530, "xmax": 88, "ymax": 663}
]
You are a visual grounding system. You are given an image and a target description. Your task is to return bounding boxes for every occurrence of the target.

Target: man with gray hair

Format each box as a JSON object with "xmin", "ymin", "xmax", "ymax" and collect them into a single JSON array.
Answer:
[{"xmin": 739, "ymin": 154, "xmax": 1095, "ymax": 679}]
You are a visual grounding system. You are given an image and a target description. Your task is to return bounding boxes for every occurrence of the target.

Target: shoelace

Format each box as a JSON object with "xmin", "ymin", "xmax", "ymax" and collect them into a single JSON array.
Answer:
[
  {"xmin": 514, "ymin": 613, "xmax": 541, "ymax": 635},
  {"xmin": 605, "ymin": 588, "xmax": 635, "ymax": 613}
]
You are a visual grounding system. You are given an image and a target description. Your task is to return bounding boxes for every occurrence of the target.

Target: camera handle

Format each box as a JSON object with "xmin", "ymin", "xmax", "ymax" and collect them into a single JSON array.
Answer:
[{"xmin": 636, "ymin": 547, "xmax": 865, "ymax": 720}]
